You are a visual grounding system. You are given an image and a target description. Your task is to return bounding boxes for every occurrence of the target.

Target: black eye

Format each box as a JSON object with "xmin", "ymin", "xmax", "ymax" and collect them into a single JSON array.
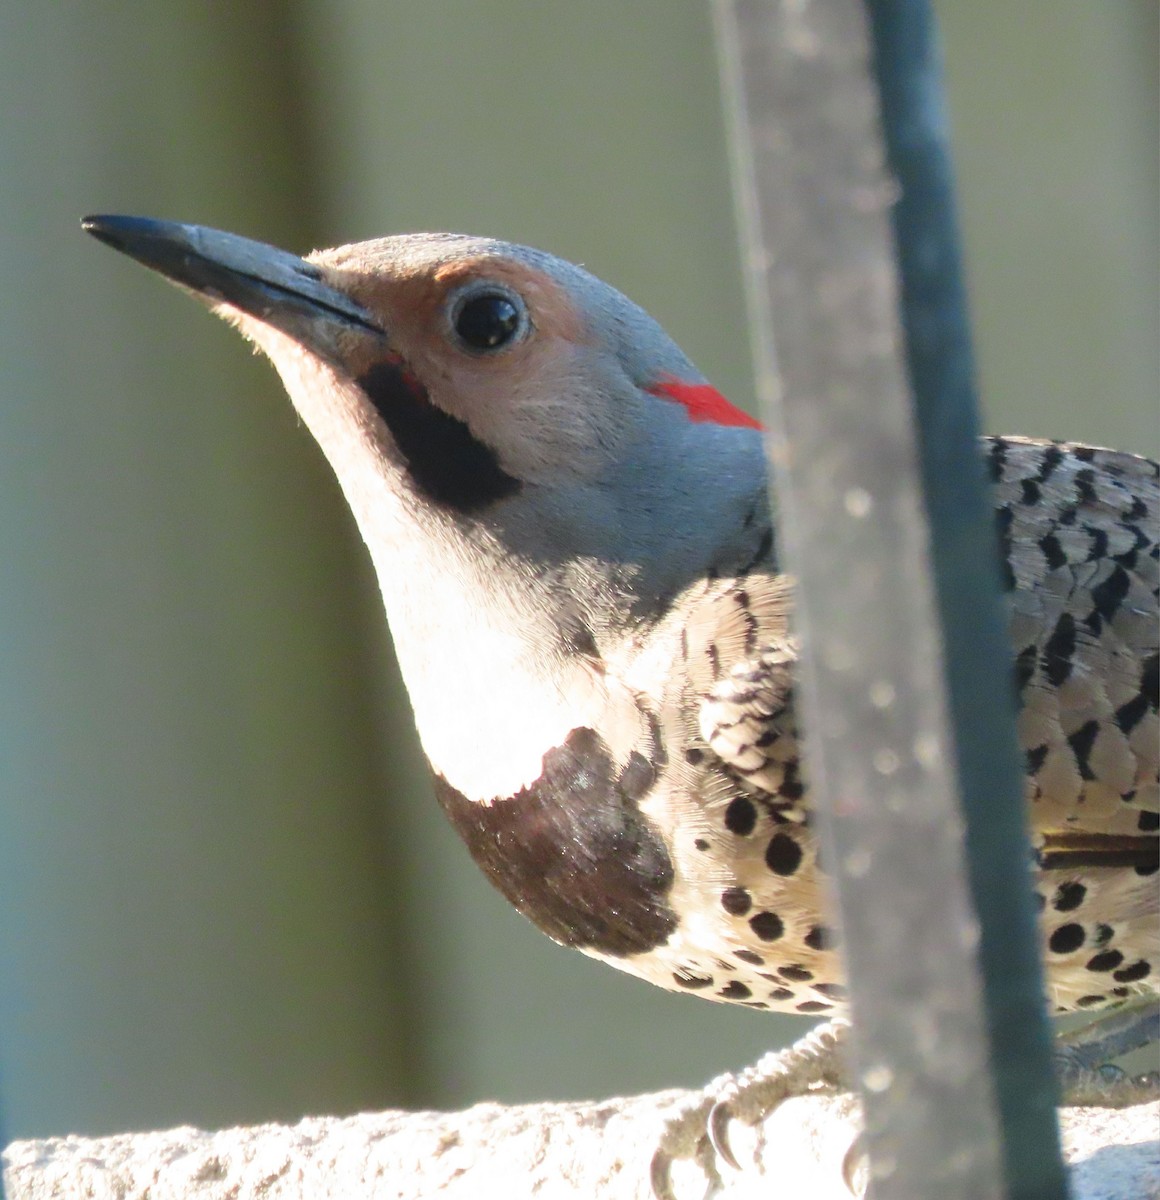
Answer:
[{"xmin": 452, "ymin": 290, "xmax": 524, "ymax": 352}]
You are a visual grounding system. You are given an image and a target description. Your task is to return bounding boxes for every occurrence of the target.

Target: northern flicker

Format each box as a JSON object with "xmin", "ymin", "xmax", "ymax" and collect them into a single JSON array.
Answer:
[{"xmin": 84, "ymin": 216, "xmax": 1159, "ymax": 1184}]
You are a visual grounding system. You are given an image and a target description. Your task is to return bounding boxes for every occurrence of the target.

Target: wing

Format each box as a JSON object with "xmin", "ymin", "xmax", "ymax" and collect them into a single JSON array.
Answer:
[
  {"xmin": 991, "ymin": 438, "xmax": 1158, "ymax": 845},
  {"xmin": 990, "ymin": 438, "xmax": 1158, "ymax": 1006},
  {"xmin": 678, "ymin": 571, "xmax": 807, "ymax": 818},
  {"xmin": 683, "ymin": 437, "xmax": 1159, "ymax": 850}
]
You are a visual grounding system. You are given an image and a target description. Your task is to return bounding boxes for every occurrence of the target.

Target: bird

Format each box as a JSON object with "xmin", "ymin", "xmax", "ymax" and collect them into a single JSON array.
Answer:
[{"xmin": 83, "ymin": 215, "xmax": 1158, "ymax": 1188}]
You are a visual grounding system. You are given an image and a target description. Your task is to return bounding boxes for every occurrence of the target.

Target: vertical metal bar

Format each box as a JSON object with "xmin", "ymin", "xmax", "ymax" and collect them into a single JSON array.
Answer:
[
  {"xmin": 713, "ymin": 1, "xmax": 1069, "ymax": 1197},
  {"xmin": 862, "ymin": 6, "xmax": 1068, "ymax": 1197}
]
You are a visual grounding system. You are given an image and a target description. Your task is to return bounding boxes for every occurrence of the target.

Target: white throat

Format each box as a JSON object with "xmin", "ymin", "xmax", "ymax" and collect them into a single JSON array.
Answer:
[{"xmin": 250, "ymin": 326, "xmax": 630, "ymax": 800}]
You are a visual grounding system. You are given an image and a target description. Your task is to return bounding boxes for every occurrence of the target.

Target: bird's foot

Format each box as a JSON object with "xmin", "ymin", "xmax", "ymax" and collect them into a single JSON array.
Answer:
[
  {"xmin": 651, "ymin": 1018, "xmax": 853, "ymax": 1200},
  {"xmin": 650, "ymin": 1073, "xmax": 730, "ymax": 1200},
  {"xmin": 1054, "ymin": 1000, "xmax": 1160, "ymax": 1107}
]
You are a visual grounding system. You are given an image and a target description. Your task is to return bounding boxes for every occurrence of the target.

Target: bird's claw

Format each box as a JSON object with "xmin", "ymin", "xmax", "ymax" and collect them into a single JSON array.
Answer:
[
  {"xmin": 706, "ymin": 1098, "xmax": 742, "ymax": 1171},
  {"xmin": 650, "ymin": 1095, "xmax": 720, "ymax": 1200},
  {"xmin": 651, "ymin": 1020, "xmax": 853, "ymax": 1198},
  {"xmin": 840, "ymin": 1131, "xmax": 869, "ymax": 1196}
]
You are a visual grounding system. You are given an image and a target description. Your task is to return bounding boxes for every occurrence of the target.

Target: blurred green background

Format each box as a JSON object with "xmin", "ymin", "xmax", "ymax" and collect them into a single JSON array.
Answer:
[{"xmin": 0, "ymin": 1, "xmax": 1155, "ymax": 1140}]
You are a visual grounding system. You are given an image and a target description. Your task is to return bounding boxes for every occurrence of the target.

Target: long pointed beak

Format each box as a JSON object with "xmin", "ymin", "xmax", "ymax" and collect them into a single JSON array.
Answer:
[{"xmin": 82, "ymin": 215, "xmax": 384, "ymax": 360}]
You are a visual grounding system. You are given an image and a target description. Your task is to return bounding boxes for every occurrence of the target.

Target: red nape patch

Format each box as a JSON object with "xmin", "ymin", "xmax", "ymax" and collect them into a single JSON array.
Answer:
[{"xmin": 646, "ymin": 376, "xmax": 763, "ymax": 430}]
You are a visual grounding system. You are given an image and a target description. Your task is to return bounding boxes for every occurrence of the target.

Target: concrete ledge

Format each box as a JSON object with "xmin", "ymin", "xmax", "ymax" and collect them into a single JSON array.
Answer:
[{"xmin": 4, "ymin": 1093, "xmax": 1157, "ymax": 1199}]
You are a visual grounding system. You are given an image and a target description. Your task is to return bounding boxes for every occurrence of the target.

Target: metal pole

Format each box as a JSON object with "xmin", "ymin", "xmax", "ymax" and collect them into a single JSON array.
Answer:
[{"xmin": 714, "ymin": 1, "xmax": 1069, "ymax": 1195}]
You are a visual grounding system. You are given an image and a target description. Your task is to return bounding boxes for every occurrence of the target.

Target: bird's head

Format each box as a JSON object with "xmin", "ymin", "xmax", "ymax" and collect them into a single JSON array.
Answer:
[{"xmin": 83, "ymin": 216, "xmax": 768, "ymax": 603}]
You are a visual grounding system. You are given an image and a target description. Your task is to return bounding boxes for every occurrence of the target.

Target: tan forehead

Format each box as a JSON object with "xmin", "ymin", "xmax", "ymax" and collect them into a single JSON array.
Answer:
[{"xmin": 324, "ymin": 254, "xmax": 587, "ymax": 348}]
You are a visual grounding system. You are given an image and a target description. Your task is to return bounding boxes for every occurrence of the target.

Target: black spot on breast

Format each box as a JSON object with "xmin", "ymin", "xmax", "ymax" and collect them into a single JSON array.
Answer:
[
  {"xmin": 357, "ymin": 358, "xmax": 520, "ymax": 511},
  {"xmin": 1052, "ymin": 881, "xmax": 1086, "ymax": 912},
  {"xmin": 779, "ymin": 964, "xmax": 813, "ymax": 982},
  {"xmin": 1086, "ymin": 950, "xmax": 1123, "ymax": 973},
  {"xmin": 765, "ymin": 832, "xmax": 803, "ymax": 876},
  {"xmin": 721, "ymin": 887, "xmax": 752, "ymax": 915},
  {"xmin": 432, "ymin": 727, "xmax": 675, "ymax": 957},
  {"xmin": 1112, "ymin": 960, "xmax": 1151, "ymax": 984},
  {"xmin": 749, "ymin": 911, "xmax": 784, "ymax": 941},
  {"xmin": 724, "ymin": 796, "xmax": 757, "ymax": 836},
  {"xmin": 719, "ymin": 980, "xmax": 752, "ymax": 1000},
  {"xmin": 1048, "ymin": 923, "xmax": 1085, "ymax": 954},
  {"xmin": 805, "ymin": 924, "xmax": 835, "ymax": 951}
]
